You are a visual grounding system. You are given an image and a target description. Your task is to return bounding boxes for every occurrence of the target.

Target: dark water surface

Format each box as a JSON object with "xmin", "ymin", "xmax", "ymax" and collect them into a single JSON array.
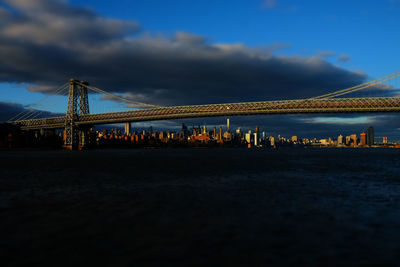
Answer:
[{"xmin": 1, "ymin": 148, "xmax": 400, "ymax": 266}]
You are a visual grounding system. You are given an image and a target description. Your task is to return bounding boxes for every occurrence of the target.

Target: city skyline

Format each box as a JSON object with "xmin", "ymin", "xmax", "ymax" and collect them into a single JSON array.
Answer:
[
  {"xmin": 93, "ymin": 119, "xmax": 385, "ymax": 146},
  {"xmin": 1, "ymin": 0, "xmax": 400, "ymax": 138}
]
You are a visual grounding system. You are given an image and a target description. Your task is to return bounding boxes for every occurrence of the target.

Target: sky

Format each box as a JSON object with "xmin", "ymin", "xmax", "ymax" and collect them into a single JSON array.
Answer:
[{"xmin": 0, "ymin": 0, "xmax": 400, "ymax": 140}]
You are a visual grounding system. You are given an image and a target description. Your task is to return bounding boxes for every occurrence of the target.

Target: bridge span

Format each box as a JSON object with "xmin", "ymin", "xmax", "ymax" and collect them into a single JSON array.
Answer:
[
  {"xmin": 14, "ymin": 96, "xmax": 400, "ymax": 130},
  {"xmin": 8, "ymin": 73, "xmax": 400, "ymax": 149}
]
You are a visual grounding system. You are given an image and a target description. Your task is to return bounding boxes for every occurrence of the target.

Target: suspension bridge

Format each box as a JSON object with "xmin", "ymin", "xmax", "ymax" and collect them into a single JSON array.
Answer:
[{"xmin": 7, "ymin": 72, "xmax": 400, "ymax": 149}]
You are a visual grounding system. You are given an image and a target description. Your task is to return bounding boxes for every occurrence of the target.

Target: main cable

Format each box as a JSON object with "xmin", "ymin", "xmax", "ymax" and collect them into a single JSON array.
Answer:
[
  {"xmin": 75, "ymin": 82, "xmax": 161, "ymax": 108},
  {"xmin": 311, "ymin": 72, "xmax": 400, "ymax": 99}
]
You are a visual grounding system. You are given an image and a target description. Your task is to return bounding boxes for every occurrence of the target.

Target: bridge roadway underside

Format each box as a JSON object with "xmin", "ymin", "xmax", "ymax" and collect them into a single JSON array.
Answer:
[{"xmin": 15, "ymin": 97, "xmax": 400, "ymax": 130}]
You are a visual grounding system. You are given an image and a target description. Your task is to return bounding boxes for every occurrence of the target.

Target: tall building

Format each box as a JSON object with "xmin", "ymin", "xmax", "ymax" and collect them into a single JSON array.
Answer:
[
  {"xmin": 350, "ymin": 134, "xmax": 357, "ymax": 146},
  {"xmin": 366, "ymin": 126, "xmax": 374, "ymax": 146},
  {"xmin": 270, "ymin": 136, "xmax": 275, "ymax": 147},
  {"xmin": 227, "ymin": 118, "xmax": 230, "ymax": 132},
  {"xmin": 338, "ymin": 135, "xmax": 344, "ymax": 145},
  {"xmin": 254, "ymin": 133, "xmax": 258, "ymax": 146},
  {"xmin": 383, "ymin": 136, "xmax": 388, "ymax": 144},
  {"xmin": 245, "ymin": 133, "xmax": 251, "ymax": 144},
  {"xmin": 345, "ymin": 136, "xmax": 351, "ymax": 146},
  {"xmin": 124, "ymin": 122, "xmax": 131, "ymax": 135},
  {"xmin": 360, "ymin": 132, "xmax": 366, "ymax": 146}
]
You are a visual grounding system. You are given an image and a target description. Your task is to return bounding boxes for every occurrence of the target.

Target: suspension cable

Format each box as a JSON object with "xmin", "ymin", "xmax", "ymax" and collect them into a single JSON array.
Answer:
[
  {"xmin": 75, "ymin": 81, "xmax": 161, "ymax": 108},
  {"xmin": 322, "ymin": 75, "xmax": 400, "ymax": 99},
  {"xmin": 27, "ymin": 91, "xmax": 69, "ymax": 120},
  {"xmin": 311, "ymin": 72, "xmax": 400, "ymax": 99},
  {"xmin": 13, "ymin": 84, "xmax": 69, "ymax": 121},
  {"xmin": 8, "ymin": 83, "xmax": 68, "ymax": 121}
]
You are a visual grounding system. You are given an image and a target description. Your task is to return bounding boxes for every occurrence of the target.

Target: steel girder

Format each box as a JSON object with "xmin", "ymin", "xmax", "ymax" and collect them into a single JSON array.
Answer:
[{"xmin": 12, "ymin": 97, "xmax": 400, "ymax": 130}]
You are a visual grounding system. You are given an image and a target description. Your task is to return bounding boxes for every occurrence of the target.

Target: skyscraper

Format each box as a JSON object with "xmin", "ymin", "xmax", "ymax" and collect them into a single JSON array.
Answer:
[
  {"xmin": 350, "ymin": 134, "xmax": 357, "ymax": 146},
  {"xmin": 338, "ymin": 135, "xmax": 344, "ymax": 145},
  {"xmin": 360, "ymin": 132, "xmax": 366, "ymax": 146},
  {"xmin": 366, "ymin": 126, "xmax": 374, "ymax": 146},
  {"xmin": 245, "ymin": 133, "xmax": 251, "ymax": 144}
]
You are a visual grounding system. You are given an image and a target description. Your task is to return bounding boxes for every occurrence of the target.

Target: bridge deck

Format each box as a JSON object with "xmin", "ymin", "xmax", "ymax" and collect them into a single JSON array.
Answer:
[{"xmin": 12, "ymin": 97, "xmax": 400, "ymax": 130}]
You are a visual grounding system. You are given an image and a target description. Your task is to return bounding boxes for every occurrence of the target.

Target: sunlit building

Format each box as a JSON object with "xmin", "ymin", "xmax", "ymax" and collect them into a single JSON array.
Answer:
[
  {"xmin": 245, "ymin": 132, "xmax": 251, "ymax": 144},
  {"xmin": 270, "ymin": 136, "xmax": 275, "ymax": 147},
  {"xmin": 360, "ymin": 132, "xmax": 366, "ymax": 146},
  {"xmin": 338, "ymin": 135, "xmax": 344, "ymax": 145}
]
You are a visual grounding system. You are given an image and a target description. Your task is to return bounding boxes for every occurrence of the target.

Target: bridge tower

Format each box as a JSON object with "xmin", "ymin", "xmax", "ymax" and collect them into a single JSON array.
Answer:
[{"xmin": 64, "ymin": 79, "xmax": 90, "ymax": 150}]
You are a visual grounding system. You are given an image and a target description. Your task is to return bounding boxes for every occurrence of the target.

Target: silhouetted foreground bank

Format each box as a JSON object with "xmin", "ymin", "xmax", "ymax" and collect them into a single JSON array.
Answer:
[{"xmin": 1, "ymin": 148, "xmax": 400, "ymax": 266}]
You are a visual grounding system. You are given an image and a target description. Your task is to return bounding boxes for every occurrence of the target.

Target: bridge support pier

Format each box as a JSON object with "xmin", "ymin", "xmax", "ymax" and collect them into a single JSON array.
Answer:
[
  {"xmin": 63, "ymin": 125, "xmax": 92, "ymax": 150},
  {"xmin": 63, "ymin": 79, "xmax": 90, "ymax": 150}
]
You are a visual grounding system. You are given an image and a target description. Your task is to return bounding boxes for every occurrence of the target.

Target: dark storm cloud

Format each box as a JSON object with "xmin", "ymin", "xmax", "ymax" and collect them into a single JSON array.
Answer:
[{"xmin": 0, "ymin": 0, "xmax": 369, "ymax": 106}]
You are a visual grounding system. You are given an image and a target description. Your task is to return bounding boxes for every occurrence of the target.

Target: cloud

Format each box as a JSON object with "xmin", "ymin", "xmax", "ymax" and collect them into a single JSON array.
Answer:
[
  {"xmin": 0, "ymin": 0, "xmax": 368, "ymax": 108},
  {"xmin": 173, "ymin": 32, "xmax": 206, "ymax": 45},
  {"xmin": 317, "ymin": 51, "xmax": 335, "ymax": 58},
  {"xmin": 262, "ymin": 0, "xmax": 278, "ymax": 9},
  {"xmin": 301, "ymin": 116, "xmax": 374, "ymax": 125},
  {"xmin": 337, "ymin": 54, "xmax": 351, "ymax": 64}
]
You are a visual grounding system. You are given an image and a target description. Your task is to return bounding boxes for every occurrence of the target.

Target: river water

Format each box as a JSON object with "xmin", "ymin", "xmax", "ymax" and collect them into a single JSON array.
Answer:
[{"xmin": 1, "ymin": 148, "xmax": 400, "ymax": 266}]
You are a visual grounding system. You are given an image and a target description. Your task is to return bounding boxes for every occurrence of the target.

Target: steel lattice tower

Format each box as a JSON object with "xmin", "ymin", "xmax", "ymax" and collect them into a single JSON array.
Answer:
[{"xmin": 64, "ymin": 79, "xmax": 90, "ymax": 150}]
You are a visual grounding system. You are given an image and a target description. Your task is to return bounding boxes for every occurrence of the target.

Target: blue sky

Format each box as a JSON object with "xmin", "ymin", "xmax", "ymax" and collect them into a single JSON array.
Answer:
[
  {"xmin": 70, "ymin": 0, "xmax": 400, "ymax": 76},
  {"xmin": 1, "ymin": 0, "xmax": 400, "ymax": 139}
]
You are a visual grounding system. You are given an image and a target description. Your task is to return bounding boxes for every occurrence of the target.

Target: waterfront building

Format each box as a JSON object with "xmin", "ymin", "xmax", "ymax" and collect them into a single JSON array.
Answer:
[
  {"xmin": 245, "ymin": 133, "xmax": 251, "ymax": 144},
  {"xmin": 367, "ymin": 126, "xmax": 374, "ymax": 146},
  {"xmin": 383, "ymin": 136, "xmax": 388, "ymax": 144},
  {"xmin": 338, "ymin": 135, "xmax": 344, "ymax": 145},
  {"xmin": 360, "ymin": 132, "xmax": 366, "ymax": 146},
  {"xmin": 270, "ymin": 136, "xmax": 275, "ymax": 147},
  {"xmin": 350, "ymin": 134, "xmax": 357, "ymax": 146},
  {"xmin": 319, "ymin": 138, "xmax": 329, "ymax": 146},
  {"xmin": 254, "ymin": 133, "xmax": 258, "ymax": 146},
  {"xmin": 223, "ymin": 131, "xmax": 232, "ymax": 141}
]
